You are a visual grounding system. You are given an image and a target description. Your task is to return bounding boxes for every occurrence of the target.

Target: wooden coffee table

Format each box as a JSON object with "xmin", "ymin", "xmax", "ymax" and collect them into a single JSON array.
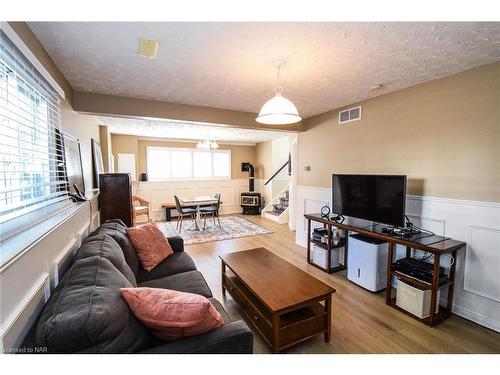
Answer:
[{"xmin": 220, "ymin": 248, "xmax": 336, "ymax": 353}]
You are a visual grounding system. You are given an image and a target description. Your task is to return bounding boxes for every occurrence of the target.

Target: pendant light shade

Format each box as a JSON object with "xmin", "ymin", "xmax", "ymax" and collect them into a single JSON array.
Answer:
[
  {"xmin": 256, "ymin": 60, "xmax": 301, "ymax": 125},
  {"xmin": 256, "ymin": 93, "xmax": 301, "ymax": 124}
]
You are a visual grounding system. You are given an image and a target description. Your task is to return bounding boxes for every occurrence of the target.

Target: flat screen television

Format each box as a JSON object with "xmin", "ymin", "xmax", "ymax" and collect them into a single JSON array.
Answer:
[{"xmin": 332, "ymin": 174, "xmax": 407, "ymax": 227}]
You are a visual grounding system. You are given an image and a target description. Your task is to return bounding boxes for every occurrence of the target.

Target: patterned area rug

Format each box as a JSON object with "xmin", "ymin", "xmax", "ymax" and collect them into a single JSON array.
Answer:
[{"xmin": 156, "ymin": 215, "xmax": 272, "ymax": 245}]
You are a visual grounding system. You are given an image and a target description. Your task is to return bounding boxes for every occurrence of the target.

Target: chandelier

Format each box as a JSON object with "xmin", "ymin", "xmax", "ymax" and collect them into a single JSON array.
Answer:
[{"xmin": 196, "ymin": 139, "xmax": 219, "ymax": 150}]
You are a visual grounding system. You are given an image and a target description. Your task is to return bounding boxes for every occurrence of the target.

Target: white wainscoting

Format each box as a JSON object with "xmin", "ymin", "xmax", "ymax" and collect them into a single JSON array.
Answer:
[
  {"xmin": 134, "ymin": 179, "xmax": 265, "ymax": 221},
  {"xmin": 294, "ymin": 185, "xmax": 500, "ymax": 332}
]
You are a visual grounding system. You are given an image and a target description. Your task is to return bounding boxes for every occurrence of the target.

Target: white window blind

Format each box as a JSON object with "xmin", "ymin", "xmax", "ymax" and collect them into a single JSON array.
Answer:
[
  {"xmin": 0, "ymin": 30, "xmax": 68, "ymax": 224},
  {"xmin": 147, "ymin": 147, "xmax": 231, "ymax": 181}
]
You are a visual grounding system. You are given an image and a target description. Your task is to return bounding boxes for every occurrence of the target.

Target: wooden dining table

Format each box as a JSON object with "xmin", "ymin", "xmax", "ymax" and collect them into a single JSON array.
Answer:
[{"xmin": 179, "ymin": 195, "xmax": 218, "ymax": 231}]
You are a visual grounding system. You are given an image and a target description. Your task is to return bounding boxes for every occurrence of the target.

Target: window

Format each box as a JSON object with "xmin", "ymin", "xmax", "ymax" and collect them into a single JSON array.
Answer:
[
  {"xmin": 147, "ymin": 147, "xmax": 231, "ymax": 181},
  {"xmin": 213, "ymin": 151, "xmax": 231, "ymax": 178},
  {"xmin": 193, "ymin": 151, "xmax": 212, "ymax": 178},
  {"xmin": 0, "ymin": 31, "xmax": 68, "ymax": 227},
  {"xmin": 170, "ymin": 149, "xmax": 192, "ymax": 179}
]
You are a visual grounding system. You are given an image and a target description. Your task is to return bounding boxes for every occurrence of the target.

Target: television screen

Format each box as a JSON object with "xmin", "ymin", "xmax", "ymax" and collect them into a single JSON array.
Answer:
[{"xmin": 332, "ymin": 174, "xmax": 407, "ymax": 227}]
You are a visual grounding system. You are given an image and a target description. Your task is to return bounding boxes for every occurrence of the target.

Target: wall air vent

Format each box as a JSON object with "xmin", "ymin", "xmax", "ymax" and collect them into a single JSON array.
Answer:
[{"xmin": 339, "ymin": 106, "xmax": 362, "ymax": 124}]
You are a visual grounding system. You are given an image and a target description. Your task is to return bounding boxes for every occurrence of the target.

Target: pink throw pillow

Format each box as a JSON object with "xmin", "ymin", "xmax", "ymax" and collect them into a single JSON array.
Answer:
[
  {"xmin": 120, "ymin": 288, "xmax": 225, "ymax": 341},
  {"xmin": 126, "ymin": 223, "xmax": 173, "ymax": 271}
]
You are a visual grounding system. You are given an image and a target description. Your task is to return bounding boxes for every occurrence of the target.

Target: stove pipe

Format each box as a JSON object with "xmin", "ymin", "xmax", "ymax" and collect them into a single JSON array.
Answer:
[{"xmin": 241, "ymin": 162, "xmax": 255, "ymax": 192}]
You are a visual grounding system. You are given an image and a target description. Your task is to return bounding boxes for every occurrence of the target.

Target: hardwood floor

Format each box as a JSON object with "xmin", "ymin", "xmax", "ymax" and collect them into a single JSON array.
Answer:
[{"xmin": 181, "ymin": 214, "xmax": 500, "ymax": 354}]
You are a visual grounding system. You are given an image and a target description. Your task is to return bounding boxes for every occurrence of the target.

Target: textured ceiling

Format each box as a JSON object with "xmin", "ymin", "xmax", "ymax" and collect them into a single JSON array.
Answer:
[
  {"xmin": 29, "ymin": 22, "xmax": 500, "ymax": 118},
  {"xmin": 98, "ymin": 116, "xmax": 291, "ymax": 144}
]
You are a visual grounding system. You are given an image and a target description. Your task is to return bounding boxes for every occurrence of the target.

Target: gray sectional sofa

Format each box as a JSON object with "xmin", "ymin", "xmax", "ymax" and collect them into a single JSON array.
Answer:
[{"xmin": 20, "ymin": 219, "xmax": 253, "ymax": 354}]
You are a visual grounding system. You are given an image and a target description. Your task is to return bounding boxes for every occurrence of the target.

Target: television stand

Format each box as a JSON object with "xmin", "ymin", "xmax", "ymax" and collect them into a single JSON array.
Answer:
[{"xmin": 304, "ymin": 213, "xmax": 465, "ymax": 327}]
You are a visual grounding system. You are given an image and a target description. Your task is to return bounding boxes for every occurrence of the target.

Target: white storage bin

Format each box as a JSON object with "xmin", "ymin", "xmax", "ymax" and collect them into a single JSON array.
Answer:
[
  {"xmin": 312, "ymin": 245, "xmax": 341, "ymax": 269},
  {"xmin": 396, "ymin": 279, "xmax": 440, "ymax": 318}
]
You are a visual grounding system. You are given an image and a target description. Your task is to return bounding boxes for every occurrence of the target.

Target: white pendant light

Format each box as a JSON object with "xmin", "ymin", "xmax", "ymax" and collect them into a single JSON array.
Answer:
[{"xmin": 256, "ymin": 60, "xmax": 301, "ymax": 125}]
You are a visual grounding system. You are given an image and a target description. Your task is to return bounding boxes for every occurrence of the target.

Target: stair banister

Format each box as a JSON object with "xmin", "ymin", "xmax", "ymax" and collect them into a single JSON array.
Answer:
[{"xmin": 264, "ymin": 160, "xmax": 289, "ymax": 186}]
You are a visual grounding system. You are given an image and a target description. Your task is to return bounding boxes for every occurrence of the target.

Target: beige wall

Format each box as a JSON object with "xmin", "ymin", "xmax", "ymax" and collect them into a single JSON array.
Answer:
[
  {"xmin": 255, "ymin": 140, "xmax": 272, "ymax": 179},
  {"xmin": 111, "ymin": 134, "xmax": 257, "ymax": 180},
  {"xmin": 298, "ymin": 62, "xmax": 500, "ymax": 202}
]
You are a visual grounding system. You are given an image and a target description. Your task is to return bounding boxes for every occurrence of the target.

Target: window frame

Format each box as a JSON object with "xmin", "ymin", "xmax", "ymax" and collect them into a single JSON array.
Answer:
[
  {"xmin": 146, "ymin": 146, "xmax": 232, "ymax": 182},
  {"xmin": 0, "ymin": 27, "xmax": 74, "ymax": 266}
]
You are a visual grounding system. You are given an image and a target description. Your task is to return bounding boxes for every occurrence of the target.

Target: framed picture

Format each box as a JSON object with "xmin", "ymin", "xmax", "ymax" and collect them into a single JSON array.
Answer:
[
  {"xmin": 62, "ymin": 131, "xmax": 85, "ymax": 194},
  {"xmin": 91, "ymin": 138, "xmax": 104, "ymax": 189}
]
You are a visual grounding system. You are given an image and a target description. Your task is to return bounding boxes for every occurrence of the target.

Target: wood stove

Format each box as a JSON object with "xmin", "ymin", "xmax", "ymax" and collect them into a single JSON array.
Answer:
[
  {"xmin": 241, "ymin": 192, "xmax": 261, "ymax": 215},
  {"xmin": 241, "ymin": 162, "xmax": 261, "ymax": 215}
]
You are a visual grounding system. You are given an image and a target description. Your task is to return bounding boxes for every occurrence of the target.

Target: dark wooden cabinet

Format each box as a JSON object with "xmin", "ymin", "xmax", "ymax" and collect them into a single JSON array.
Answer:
[{"xmin": 98, "ymin": 173, "xmax": 133, "ymax": 227}]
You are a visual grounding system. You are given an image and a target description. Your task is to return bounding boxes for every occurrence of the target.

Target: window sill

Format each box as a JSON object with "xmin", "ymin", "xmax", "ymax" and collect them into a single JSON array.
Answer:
[{"xmin": 0, "ymin": 201, "xmax": 90, "ymax": 270}]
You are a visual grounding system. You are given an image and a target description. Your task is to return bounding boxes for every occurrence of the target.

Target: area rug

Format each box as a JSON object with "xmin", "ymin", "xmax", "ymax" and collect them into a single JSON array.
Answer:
[{"xmin": 156, "ymin": 215, "xmax": 272, "ymax": 245}]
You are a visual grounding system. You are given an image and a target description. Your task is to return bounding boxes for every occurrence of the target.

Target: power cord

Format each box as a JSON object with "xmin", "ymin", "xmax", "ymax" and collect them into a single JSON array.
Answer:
[
  {"xmin": 413, "ymin": 251, "xmax": 454, "ymax": 268},
  {"xmin": 404, "ymin": 214, "xmax": 435, "ymax": 236}
]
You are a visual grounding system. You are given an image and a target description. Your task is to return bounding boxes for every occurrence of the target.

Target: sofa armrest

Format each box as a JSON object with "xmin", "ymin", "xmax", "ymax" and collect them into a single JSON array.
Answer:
[
  {"xmin": 139, "ymin": 320, "xmax": 253, "ymax": 354},
  {"xmin": 167, "ymin": 235, "xmax": 184, "ymax": 252}
]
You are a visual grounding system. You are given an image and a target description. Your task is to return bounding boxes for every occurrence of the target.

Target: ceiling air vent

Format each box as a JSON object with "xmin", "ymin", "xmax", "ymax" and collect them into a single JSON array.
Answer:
[{"xmin": 339, "ymin": 106, "xmax": 361, "ymax": 124}]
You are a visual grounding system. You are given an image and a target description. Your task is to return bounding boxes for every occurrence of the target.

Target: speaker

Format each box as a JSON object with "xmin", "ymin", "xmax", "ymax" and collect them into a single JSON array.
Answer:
[{"xmin": 140, "ymin": 173, "xmax": 148, "ymax": 182}]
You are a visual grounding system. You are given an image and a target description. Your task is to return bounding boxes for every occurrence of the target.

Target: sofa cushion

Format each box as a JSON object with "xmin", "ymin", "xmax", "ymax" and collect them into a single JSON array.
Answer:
[
  {"xmin": 98, "ymin": 222, "xmax": 140, "ymax": 277},
  {"xmin": 120, "ymin": 288, "xmax": 224, "ymax": 341},
  {"xmin": 165, "ymin": 235, "xmax": 184, "ymax": 253},
  {"xmin": 35, "ymin": 256, "xmax": 150, "ymax": 353},
  {"xmin": 77, "ymin": 234, "xmax": 136, "ymax": 286},
  {"xmin": 136, "ymin": 251, "xmax": 197, "ymax": 283},
  {"xmin": 126, "ymin": 223, "xmax": 174, "ymax": 271},
  {"xmin": 208, "ymin": 298, "xmax": 230, "ymax": 323},
  {"xmin": 146, "ymin": 298, "xmax": 231, "ymax": 351},
  {"xmin": 103, "ymin": 219, "xmax": 127, "ymax": 228},
  {"xmin": 138, "ymin": 270, "xmax": 212, "ymax": 298}
]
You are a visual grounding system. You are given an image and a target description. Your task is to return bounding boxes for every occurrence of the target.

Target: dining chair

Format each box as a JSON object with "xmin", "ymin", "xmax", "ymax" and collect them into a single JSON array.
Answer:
[
  {"xmin": 132, "ymin": 195, "xmax": 150, "ymax": 224},
  {"xmin": 200, "ymin": 193, "xmax": 221, "ymax": 229},
  {"xmin": 174, "ymin": 195, "xmax": 197, "ymax": 232}
]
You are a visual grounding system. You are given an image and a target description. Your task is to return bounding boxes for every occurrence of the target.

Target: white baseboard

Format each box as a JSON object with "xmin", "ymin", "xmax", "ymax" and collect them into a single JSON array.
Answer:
[{"xmin": 451, "ymin": 304, "xmax": 500, "ymax": 332}]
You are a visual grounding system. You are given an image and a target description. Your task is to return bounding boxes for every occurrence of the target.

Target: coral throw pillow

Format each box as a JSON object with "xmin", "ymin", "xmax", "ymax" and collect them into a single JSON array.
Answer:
[
  {"xmin": 120, "ymin": 288, "xmax": 224, "ymax": 341},
  {"xmin": 126, "ymin": 223, "xmax": 173, "ymax": 271}
]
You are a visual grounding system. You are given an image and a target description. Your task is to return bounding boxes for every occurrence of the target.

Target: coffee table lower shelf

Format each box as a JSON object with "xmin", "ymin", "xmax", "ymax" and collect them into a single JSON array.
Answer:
[{"xmin": 222, "ymin": 271, "xmax": 330, "ymax": 353}]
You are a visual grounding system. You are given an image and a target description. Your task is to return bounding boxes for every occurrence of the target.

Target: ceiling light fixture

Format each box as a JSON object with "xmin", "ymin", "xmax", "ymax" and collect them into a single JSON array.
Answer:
[
  {"xmin": 256, "ymin": 60, "xmax": 301, "ymax": 125},
  {"xmin": 138, "ymin": 38, "xmax": 159, "ymax": 58},
  {"xmin": 196, "ymin": 139, "xmax": 219, "ymax": 150}
]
